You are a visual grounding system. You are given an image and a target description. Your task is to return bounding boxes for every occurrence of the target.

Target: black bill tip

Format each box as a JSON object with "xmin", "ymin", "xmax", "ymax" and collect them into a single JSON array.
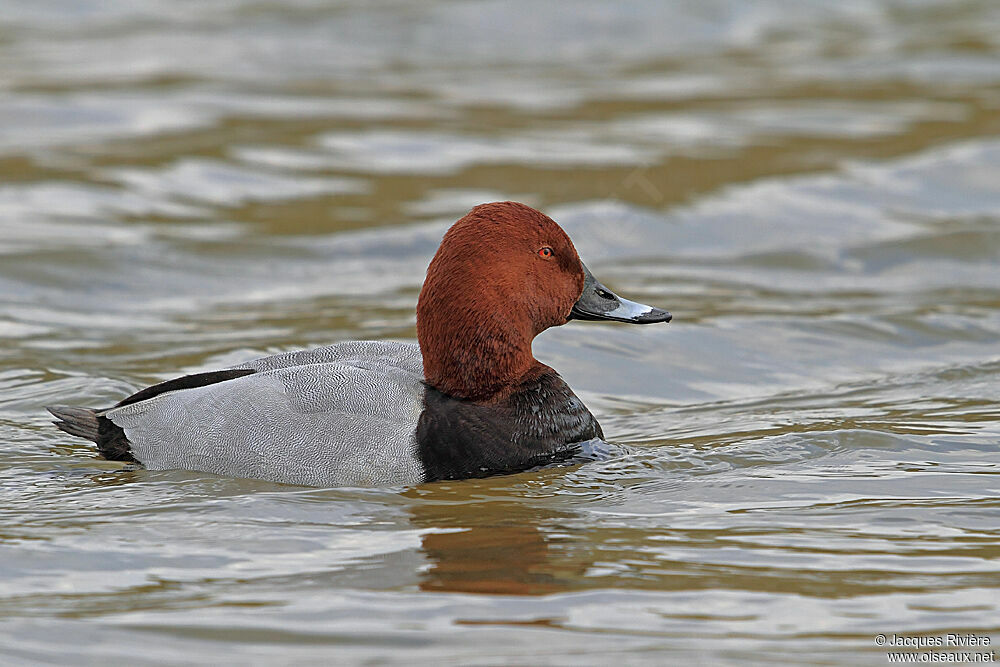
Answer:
[{"xmin": 634, "ymin": 306, "xmax": 672, "ymax": 324}]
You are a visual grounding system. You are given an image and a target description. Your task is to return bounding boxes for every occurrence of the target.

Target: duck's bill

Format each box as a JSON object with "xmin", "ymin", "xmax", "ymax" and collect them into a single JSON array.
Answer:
[{"xmin": 569, "ymin": 262, "xmax": 672, "ymax": 324}]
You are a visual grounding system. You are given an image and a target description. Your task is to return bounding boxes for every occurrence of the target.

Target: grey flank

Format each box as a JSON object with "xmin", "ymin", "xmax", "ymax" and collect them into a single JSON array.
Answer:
[{"xmin": 106, "ymin": 341, "xmax": 426, "ymax": 487}]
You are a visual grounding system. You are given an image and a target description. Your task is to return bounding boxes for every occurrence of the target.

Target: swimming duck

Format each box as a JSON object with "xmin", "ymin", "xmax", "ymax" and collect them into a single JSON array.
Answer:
[{"xmin": 47, "ymin": 202, "xmax": 671, "ymax": 486}]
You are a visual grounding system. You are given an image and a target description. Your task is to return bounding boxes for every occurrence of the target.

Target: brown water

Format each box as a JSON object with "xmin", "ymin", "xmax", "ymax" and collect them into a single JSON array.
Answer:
[{"xmin": 2, "ymin": 1, "xmax": 1000, "ymax": 664}]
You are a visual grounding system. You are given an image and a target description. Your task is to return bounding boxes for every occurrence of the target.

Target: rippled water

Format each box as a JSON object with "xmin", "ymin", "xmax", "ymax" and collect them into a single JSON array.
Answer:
[{"xmin": 2, "ymin": 1, "xmax": 1000, "ymax": 664}]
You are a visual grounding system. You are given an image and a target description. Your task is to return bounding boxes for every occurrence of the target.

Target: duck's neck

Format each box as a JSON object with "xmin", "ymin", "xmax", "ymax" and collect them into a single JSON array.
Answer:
[{"xmin": 417, "ymin": 302, "xmax": 541, "ymax": 403}]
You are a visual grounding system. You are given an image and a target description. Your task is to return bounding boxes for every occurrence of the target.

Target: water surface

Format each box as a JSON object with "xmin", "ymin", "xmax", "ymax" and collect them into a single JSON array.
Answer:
[{"xmin": 2, "ymin": 1, "xmax": 1000, "ymax": 664}]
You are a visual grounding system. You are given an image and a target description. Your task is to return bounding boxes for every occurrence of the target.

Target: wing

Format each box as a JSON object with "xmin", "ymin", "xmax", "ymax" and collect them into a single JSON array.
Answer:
[
  {"xmin": 235, "ymin": 340, "xmax": 423, "ymax": 376},
  {"xmin": 107, "ymin": 344, "xmax": 427, "ymax": 487}
]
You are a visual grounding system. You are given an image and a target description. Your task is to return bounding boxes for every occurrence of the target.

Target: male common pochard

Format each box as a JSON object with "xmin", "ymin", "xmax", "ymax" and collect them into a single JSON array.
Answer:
[{"xmin": 48, "ymin": 202, "xmax": 671, "ymax": 486}]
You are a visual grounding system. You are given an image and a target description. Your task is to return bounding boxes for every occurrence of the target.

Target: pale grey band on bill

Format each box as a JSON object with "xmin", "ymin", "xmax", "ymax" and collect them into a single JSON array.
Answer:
[{"xmin": 607, "ymin": 296, "xmax": 655, "ymax": 320}]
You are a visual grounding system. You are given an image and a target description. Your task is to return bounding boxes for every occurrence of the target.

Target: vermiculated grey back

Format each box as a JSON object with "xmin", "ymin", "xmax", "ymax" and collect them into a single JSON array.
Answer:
[{"xmin": 106, "ymin": 341, "xmax": 426, "ymax": 487}]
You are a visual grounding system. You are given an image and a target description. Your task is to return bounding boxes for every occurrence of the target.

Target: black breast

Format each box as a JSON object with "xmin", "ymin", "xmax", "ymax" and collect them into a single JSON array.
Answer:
[{"xmin": 415, "ymin": 371, "xmax": 604, "ymax": 483}]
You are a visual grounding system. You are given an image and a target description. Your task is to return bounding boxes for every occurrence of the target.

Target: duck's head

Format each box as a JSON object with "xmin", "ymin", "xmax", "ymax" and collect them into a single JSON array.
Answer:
[{"xmin": 417, "ymin": 202, "xmax": 670, "ymax": 401}]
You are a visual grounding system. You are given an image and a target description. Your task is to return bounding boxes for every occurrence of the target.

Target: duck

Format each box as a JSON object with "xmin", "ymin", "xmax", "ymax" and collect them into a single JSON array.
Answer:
[{"xmin": 47, "ymin": 202, "xmax": 671, "ymax": 487}]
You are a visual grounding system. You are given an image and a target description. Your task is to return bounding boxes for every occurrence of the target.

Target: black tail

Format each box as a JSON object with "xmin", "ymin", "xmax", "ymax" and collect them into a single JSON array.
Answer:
[
  {"xmin": 45, "ymin": 369, "xmax": 254, "ymax": 463},
  {"xmin": 46, "ymin": 405, "xmax": 135, "ymax": 462},
  {"xmin": 47, "ymin": 405, "xmax": 101, "ymax": 441}
]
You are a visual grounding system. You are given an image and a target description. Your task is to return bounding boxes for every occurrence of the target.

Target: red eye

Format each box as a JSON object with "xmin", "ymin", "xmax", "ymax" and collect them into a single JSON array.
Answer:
[{"xmin": 538, "ymin": 247, "xmax": 553, "ymax": 258}]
